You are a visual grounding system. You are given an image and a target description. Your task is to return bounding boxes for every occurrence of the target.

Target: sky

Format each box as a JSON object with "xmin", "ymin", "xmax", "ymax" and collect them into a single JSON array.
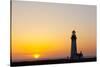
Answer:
[{"xmin": 12, "ymin": 1, "xmax": 96, "ymax": 62}]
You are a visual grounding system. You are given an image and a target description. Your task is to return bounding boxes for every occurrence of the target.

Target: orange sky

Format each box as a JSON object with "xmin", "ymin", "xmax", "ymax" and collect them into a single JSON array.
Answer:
[{"xmin": 12, "ymin": 1, "xmax": 96, "ymax": 62}]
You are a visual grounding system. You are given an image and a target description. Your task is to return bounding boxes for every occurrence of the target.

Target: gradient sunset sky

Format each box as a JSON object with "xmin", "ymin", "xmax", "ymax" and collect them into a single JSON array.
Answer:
[{"xmin": 12, "ymin": 1, "xmax": 96, "ymax": 62}]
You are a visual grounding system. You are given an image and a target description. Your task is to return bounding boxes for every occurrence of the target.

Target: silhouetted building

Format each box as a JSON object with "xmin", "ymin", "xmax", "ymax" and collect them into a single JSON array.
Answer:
[
  {"xmin": 77, "ymin": 51, "xmax": 83, "ymax": 59},
  {"xmin": 70, "ymin": 30, "xmax": 83, "ymax": 59}
]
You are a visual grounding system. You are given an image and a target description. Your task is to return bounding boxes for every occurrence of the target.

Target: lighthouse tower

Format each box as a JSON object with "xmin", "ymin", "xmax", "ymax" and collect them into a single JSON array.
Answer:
[{"xmin": 71, "ymin": 30, "xmax": 77, "ymax": 59}]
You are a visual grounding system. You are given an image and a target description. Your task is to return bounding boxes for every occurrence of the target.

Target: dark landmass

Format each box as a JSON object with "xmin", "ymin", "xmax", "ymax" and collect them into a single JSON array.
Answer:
[{"xmin": 11, "ymin": 57, "xmax": 96, "ymax": 66}]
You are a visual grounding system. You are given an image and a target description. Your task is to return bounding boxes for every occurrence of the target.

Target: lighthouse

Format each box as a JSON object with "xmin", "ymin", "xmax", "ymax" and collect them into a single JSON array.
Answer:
[
  {"xmin": 71, "ymin": 30, "xmax": 77, "ymax": 59},
  {"xmin": 70, "ymin": 30, "xmax": 83, "ymax": 59}
]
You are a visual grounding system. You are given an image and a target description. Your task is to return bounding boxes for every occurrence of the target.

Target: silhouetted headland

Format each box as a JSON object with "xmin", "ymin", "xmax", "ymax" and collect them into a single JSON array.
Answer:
[{"xmin": 11, "ymin": 57, "xmax": 96, "ymax": 66}]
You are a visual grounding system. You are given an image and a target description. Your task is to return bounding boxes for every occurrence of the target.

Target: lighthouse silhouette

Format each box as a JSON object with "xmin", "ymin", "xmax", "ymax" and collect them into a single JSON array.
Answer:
[{"xmin": 70, "ymin": 30, "xmax": 83, "ymax": 59}]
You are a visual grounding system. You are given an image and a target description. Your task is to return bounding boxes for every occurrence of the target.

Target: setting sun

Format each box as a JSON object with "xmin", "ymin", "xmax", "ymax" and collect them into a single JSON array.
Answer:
[{"xmin": 33, "ymin": 54, "xmax": 40, "ymax": 59}]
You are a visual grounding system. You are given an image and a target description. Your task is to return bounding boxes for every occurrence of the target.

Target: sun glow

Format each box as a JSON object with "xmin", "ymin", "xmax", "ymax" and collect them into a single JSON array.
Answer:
[{"xmin": 33, "ymin": 54, "xmax": 40, "ymax": 59}]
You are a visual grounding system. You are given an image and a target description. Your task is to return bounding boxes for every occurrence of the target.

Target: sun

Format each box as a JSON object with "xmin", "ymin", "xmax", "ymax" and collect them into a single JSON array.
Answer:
[{"xmin": 33, "ymin": 54, "xmax": 40, "ymax": 59}]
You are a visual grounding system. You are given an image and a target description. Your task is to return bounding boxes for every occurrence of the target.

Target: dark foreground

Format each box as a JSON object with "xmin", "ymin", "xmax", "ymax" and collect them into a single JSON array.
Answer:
[{"xmin": 11, "ymin": 57, "xmax": 96, "ymax": 66}]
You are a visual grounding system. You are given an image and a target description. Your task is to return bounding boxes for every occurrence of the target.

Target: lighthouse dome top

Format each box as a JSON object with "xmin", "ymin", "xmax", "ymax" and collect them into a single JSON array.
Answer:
[{"xmin": 72, "ymin": 30, "xmax": 76, "ymax": 34}]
